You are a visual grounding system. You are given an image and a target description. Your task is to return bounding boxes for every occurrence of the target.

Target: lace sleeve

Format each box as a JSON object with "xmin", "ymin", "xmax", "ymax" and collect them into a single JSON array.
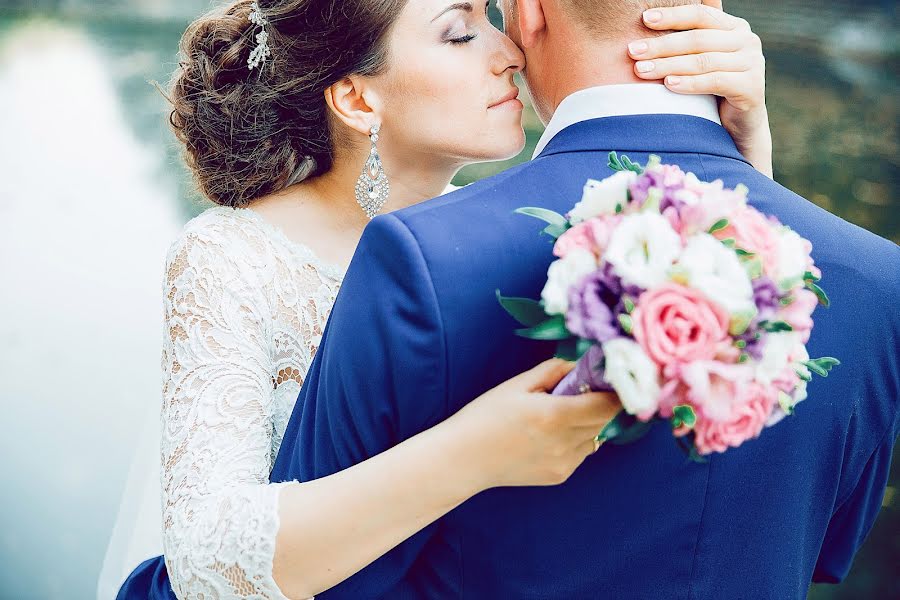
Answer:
[{"xmin": 160, "ymin": 229, "xmax": 295, "ymax": 600}]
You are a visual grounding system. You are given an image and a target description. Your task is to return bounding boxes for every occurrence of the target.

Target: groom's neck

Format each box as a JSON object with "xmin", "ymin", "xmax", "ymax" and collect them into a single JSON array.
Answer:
[{"xmin": 524, "ymin": 23, "xmax": 653, "ymax": 124}]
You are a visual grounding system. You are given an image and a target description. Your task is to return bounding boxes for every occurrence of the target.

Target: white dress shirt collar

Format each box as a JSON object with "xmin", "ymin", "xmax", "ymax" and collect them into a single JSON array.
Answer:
[{"xmin": 532, "ymin": 84, "xmax": 722, "ymax": 159}]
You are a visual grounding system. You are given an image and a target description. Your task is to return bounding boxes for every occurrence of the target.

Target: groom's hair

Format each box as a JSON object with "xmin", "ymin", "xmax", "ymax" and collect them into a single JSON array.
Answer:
[{"xmin": 560, "ymin": 0, "xmax": 702, "ymax": 38}]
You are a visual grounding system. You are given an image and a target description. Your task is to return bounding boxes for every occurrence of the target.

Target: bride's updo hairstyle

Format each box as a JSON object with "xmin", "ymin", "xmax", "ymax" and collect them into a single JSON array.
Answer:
[{"xmin": 168, "ymin": 0, "xmax": 407, "ymax": 208}]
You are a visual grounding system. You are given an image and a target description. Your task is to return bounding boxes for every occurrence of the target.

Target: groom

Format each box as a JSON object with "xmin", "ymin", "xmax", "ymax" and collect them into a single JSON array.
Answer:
[{"xmin": 272, "ymin": 0, "xmax": 900, "ymax": 597}]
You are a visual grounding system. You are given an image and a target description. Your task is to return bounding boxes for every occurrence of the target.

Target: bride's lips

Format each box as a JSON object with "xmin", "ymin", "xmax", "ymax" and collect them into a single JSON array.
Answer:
[{"xmin": 488, "ymin": 88, "xmax": 523, "ymax": 111}]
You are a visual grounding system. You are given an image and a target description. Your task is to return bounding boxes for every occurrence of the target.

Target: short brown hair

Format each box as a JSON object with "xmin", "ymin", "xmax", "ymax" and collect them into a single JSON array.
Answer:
[
  {"xmin": 560, "ymin": 0, "xmax": 701, "ymax": 37},
  {"xmin": 168, "ymin": 0, "xmax": 407, "ymax": 208}
]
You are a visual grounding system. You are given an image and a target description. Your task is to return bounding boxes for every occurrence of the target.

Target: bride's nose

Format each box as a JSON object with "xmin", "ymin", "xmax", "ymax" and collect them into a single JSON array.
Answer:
[{"xmin": 490, "ymin": 31, "xmax": 525, "ymax": 76}]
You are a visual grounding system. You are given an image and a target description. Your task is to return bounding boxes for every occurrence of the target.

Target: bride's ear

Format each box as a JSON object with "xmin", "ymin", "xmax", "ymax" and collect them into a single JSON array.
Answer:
[
  {"xmin": 324, "ymin": 76, "xmax": 382, "ymax": 136},
  {"xmin": 516, "ymin": 0, "xmax": 547, "ymax": 48}
]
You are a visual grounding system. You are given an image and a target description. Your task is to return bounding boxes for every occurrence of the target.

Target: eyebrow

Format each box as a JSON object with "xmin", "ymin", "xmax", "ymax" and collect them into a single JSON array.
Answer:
[{"xmin": 432, "ymin": 2, "xmax": 473, "ymax": 22}]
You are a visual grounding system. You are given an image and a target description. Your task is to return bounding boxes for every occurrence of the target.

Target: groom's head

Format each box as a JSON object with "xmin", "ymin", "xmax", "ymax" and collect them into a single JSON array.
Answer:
[{"xmin": 497, "ymin": 0, "xmax": 701, "ymax": 122}]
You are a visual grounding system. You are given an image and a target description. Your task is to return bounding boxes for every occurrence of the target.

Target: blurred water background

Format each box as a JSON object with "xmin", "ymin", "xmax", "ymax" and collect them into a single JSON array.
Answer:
[{"xmin": 0, "ymin": 1, "xmax": 896, "ymax": 598}]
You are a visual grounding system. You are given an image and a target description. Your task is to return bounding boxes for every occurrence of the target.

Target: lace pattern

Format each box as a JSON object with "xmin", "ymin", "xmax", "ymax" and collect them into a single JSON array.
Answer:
[{"xmin": 160, "ymin": 207, "xmax": 343, "ymax": 599}]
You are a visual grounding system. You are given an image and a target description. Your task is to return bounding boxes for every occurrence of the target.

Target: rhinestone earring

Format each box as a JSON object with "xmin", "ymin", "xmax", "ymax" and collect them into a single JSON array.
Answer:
[{"xmin": 355, "ymin": 124, "xmax": 389, "ymax": 219}]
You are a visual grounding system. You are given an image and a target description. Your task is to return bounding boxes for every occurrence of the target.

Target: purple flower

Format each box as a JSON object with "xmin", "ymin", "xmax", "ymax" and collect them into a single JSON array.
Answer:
[
  {"xmin": 752, "ymin": 276, "xmax": 781, "ymax": 322},
  {"xmin": 552, "ymin": 344, "xmax": 612, "ymax": 396},
  {"xmin": 629, "ymin": 166, "xmax": 689, "ymax": 213},
  {"xmin": 566, "ymin": 268, "xmax": 621, "ymax": 343}
]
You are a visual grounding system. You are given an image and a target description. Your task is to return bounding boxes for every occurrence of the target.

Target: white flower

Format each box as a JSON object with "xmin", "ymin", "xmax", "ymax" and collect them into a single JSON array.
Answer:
[
  {"xmin": 568, "ymin": 171, "xmax": 637, "ymax": 224},
  {"xmin": 601, "ymin": 338, "xmax": 661, "ymax": 417},
  {"xmin": 761, "ymin": 335, "xmax": 810, "ymax": 426},
  {"xmin": 605, "ymin": 212, "xmax": 682, "ymax": 289},
  {"xmin": 773, "ymin": 227, "xmax": 811, "ymax": 289},
  {"xmin": 540, "ymin": 248, "xmax": 597, "ymax": 315},
  {"xmin": 677, "ymin": 233, "xmax": 755, "ymax": 317},
  {"xmin": 756, "ymin": 331, "xmax": 801, "ymax": 385}
]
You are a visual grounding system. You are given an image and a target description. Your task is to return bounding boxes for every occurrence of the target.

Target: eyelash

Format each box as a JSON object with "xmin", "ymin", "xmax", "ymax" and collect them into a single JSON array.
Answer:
[{"xmin": 449, "ymin": 33, "xmax": 478, "ymax": 45}]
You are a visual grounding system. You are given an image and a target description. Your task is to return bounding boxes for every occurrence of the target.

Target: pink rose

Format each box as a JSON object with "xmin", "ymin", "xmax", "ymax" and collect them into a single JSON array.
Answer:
[
  {"xmin": 633, "ymin": 284, "xmax": 731, "ymax": 368},
  {"xmin": 777, "ymin": 288, "xmax": 818, "ymax": 343},
  {"xmin": 679, "ymin": 360, "xmax": 754, "ymax": 423},
  {"xmin": 553, "ymin": 216, "xmax": 621, "ymax": 259},
  {"xmin": 693, "ymin": 382, "xmax": 777, "ymax": 455},
  {"xmin": 714, "ymin": 205, "xmax": 779, "ymax": 274}
]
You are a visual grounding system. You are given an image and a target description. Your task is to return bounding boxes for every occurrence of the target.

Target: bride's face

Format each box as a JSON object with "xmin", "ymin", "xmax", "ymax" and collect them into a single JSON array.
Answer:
[{"xmin": 372, "ymin": 0, "xmax": 527, "ymax": 166}]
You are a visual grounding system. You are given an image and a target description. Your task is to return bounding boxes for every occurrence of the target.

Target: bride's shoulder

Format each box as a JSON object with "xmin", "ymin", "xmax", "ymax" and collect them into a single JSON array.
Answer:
[{"xmin": 168, "ymin": 206, "xmax": 274, "ymax": 260}]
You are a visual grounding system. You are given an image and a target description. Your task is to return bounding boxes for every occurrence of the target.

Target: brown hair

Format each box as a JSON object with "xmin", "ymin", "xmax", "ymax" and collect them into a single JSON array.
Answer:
[
  {"xmin": 168, "ymin": 0, "xmax": 407, "ymax": 207},
  {"xmin": 561, "ymin": 0, "xmax": 702, "ymax": 37}
]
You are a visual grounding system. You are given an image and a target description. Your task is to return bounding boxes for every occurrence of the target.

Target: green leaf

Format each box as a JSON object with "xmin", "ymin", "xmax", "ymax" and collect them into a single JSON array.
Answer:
[
  {"xmin": 802, "ymin": 360, "xmax": 829, "ymax": 378},
  {"xmin": 597, "ymin": 410, "xmax": 629, "ymax": 441},
  {"xmin": 541, "ymin": 223, "xmax": 569, "ymax": 241},
  {"xmin": 496, "ymin": 291, "xmax": 549, "ymax": 328},
  {"xmin": 516, "ymin": 314, "xmax": 571, "ymax": 341},
  {"xmin": 672, "ymin": 405, "xmax": 697, "ymax": 429},
  {"xmin": 720, "ymin": 238, "xmax": 736, "ymax": 248},
  {"xmin": 735, "ymin": 248, "xmax": 756, "ymax": 258},
  {"xmin": 807, "ymin": 281, "xmax": 831, "ymax": 308},
  {"xmin": 620, "ymin": 154, "xmax": 644, "ymax": 175},
  {"xmin": 623, "ymin": 297, "xmax": 636, "ymax": 314},
  {"xmin": 804, "ymin": 270, "xmax": 821, "ymax": 282},
  {"xmin": 708, "ymin": 219, "xmax": 730, "ymax": 234},
  {"xmin": 796, "ymin": 369, "xmax": 812, "ymax": 382},
  {"xmin": 555, "ymin": 337, "xmax": 594, "ymax": 362},
  {"xmin": 514, "ymin": 207, "xmax": 569, "ymax": 229},
  {"xmin": 759, "ymin": 320, "xmax": 794, "ymax": 333},
  {"xmin": 611, "ymin": 419, "xmax": 655, "ymax": 445},
  {"xmin": 803, "ymin": 357, "xmax": 841, "ymax": 378},
  {"xmin": 608, "ymin": 151, "xmax": 625, "ymax": 172},
  {"xmin": 618, "ymin": 313, "xmax": 634, "ymax": 335},
  {"xmin": 811, "ymin": 357, "xmax": 841, "ymax": 369}
]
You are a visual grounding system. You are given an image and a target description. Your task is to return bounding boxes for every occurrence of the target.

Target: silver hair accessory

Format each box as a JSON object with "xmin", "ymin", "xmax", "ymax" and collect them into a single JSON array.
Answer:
[
  {"xmin": 247, "ymin": 1, "xmax": 271, "ymax": 70},
  {"xmin": 354, "ymin": 124, "xmax": 390, "ymax": 219}
]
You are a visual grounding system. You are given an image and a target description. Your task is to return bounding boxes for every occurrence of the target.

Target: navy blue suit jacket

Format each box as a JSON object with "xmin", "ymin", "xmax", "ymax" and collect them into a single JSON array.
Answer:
[{"xmin": 271, "ymin": 115, "xmax": 900, "ymax": 599}]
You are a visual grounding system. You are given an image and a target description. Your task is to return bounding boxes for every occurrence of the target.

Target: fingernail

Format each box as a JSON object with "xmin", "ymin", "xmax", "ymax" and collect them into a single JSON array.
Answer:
[
  {"xmin": 635, "ymin": 61, "xmax": 655, "ymax": 73},
  {"xmin": 643, "ymin": 10, "xmax": 662, "ymax": 23},
  {"xmin": 628, "ymin": 41, "xmax": 648, "ymax": 56},
  {"xmin": 666, "ymin": 76, "xmax": 682, "ymax": 87}
]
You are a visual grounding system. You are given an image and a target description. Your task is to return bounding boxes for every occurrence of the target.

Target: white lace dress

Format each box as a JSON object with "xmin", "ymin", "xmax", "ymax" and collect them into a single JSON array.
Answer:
[{"xmin": 160, "ymin": 206, "xmax": 345, "ymax": 600}]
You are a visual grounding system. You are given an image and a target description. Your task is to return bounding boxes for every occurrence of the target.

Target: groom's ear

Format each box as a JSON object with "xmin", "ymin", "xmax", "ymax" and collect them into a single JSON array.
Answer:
[
  {"xmin": 516, "ymin": 0, "xmax": 547, "ymax": 48},
  {"xmin": 323, "ymin": 75, "xmax": 380, "ymax": 137},
  {"xmin": 700, "ymin": 0, "xmax": 724, "ymax": 9}
]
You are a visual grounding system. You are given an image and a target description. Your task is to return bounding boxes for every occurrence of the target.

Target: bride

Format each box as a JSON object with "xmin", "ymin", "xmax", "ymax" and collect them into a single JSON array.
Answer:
[{"xmin": 113, "ymin": 0, "xmax": 772, "ymax": 598}]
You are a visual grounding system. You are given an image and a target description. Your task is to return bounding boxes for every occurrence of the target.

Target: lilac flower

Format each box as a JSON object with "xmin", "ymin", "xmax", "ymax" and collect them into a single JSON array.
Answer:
[{"xmin": 566, "ymin": 266, "xmax": 622, "ymax": 343}]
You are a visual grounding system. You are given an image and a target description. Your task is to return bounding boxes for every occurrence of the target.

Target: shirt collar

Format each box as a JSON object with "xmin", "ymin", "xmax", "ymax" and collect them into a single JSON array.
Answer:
[{"xmin": 532, "ymin": 84, "xmax": 722, "ymax": 159}]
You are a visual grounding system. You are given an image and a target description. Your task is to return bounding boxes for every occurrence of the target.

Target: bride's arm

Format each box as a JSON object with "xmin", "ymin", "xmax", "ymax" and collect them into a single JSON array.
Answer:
[
  {"xmin": 627, "ymin": 1, "xmax": 773, "ymax": 178},
  {"xmin": 161, "ymin": 228, "xmax": 617, "ymax": 600},
  {"xmin": 274, "ymin": 359, "xmax": 616, "ymax": 598}
]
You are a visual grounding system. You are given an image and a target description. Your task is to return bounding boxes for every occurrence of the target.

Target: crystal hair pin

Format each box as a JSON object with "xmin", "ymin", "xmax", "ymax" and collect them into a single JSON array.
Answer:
[{"xmin": 247, "ymin": 1, "xmax": 271, "ymax": 70}]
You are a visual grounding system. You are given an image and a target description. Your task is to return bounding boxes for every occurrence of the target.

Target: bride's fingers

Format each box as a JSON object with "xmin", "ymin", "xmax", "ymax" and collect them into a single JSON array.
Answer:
[
  {"xmin": 663, "ymin": 72, "xmax": 759, "ymax": 111},
  {"xmin": 640, "ymin": 4, "xmax": 748, "ymax": 34},
  {"xmin": 633, "ymin": 51, "xmax": 756, "ymax": 80},
  {"xmin": 628, "ymin": 29, "xmax": 752, "ymax": 61}
]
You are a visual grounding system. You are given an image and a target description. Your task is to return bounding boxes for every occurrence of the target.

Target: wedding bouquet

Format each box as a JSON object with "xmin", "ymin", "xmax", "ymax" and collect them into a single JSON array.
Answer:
[{"xmin": 498, "ymin": 153, "xmax": 839, "ymax": 458}]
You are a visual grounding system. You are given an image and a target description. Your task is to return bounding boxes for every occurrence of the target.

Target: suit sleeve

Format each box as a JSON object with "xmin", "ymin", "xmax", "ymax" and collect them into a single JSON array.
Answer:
[{"xmin": 271, "ymin": 212, "xmax": 449, "ymax": 598}]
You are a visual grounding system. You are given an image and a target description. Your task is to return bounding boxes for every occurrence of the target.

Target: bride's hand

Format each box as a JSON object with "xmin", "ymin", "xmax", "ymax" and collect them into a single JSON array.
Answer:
[
  {"xmin": 449, "ymin": 359, "xmax": 620, "ymax": 490},
  {"xmin": 627, "ymin": 1, "xmax": 773, "ymax": 178}
]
